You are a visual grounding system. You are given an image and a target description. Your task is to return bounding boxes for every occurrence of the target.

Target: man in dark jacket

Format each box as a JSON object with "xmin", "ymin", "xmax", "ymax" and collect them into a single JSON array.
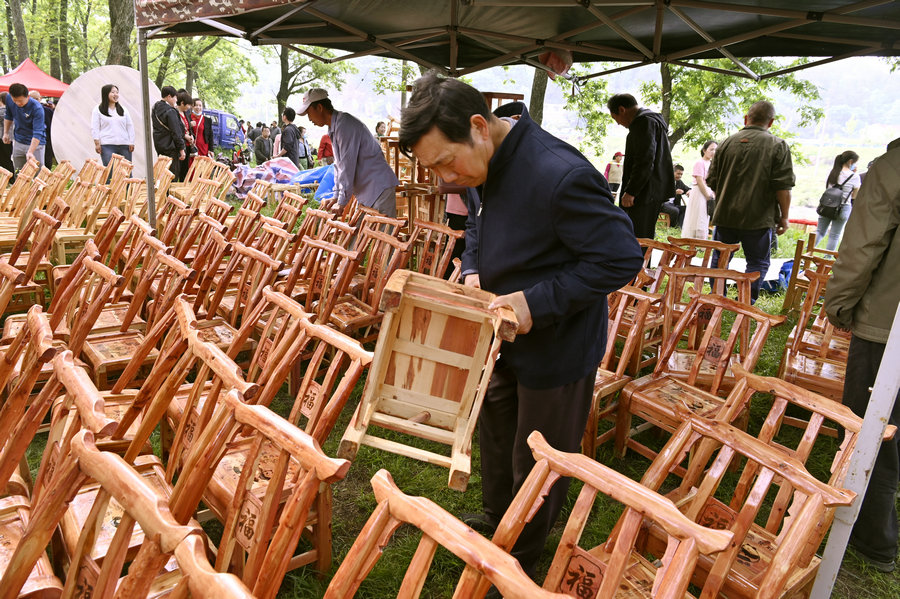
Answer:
[
  {"xmin": 399, "ymin": 73, "xmax": 643, "ymax": 578},
  {"xmin": 152, "ymin": 86, "xmax": 185, "ymax": 179},
  {"xmin": 608, "ymin": 93, "xmax": 674, "ymax": 239}
]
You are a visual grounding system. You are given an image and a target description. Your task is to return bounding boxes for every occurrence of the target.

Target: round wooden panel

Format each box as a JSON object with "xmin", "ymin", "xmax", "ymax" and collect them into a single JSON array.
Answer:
[{"xmin": 52, "ymin": 65, "xmax": 159, "ymax": 179}]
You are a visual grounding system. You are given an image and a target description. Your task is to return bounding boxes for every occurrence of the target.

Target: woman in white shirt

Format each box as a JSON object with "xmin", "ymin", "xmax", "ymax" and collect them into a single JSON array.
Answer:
[
  {"xmin": 816, "ymin": 150, "xmax": 861, "ymax": 251},
  {"xmin": 91, "ymin": 84, "xmax": 135, "ymax": 165}
]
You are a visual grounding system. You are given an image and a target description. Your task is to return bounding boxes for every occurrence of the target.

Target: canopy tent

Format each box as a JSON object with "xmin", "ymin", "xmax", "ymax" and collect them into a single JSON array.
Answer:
[
  {"xmin": 0, "ymin": 58, "xmax": 69, "ymax": 97},
  {"xmin": 135, "ymin": 0, "xmax": 900, "ymax": 81}
]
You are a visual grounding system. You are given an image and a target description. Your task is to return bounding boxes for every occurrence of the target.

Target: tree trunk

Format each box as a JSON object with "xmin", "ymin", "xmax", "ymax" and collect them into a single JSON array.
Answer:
[
  {"xmin": 154, "ymin": 38, "xmax": 177, "ymax": 89},
  {"xmin": 661, "ymin": 63, "xmax": 677, "ymax": 146},
  {"xmin": 529, "ymin": 68, "xmax": 548, "ymax": 125},
  {"xmin": 49, "ymin": 0, "xmax": 61, "ymax": 78},
  {"xmin": 9, "ymin": 0, "xmax": 28, "ymax": 63},
  {"xmin": 276, "ymin": 46, "xmax": 290, "ymax": 117},
  {"xmin": 59, "ymin": 0, "xmax": 71, "ymax": 81},
  {"xmin": 185, "ymin": 69, "xmax": 195, "ymax": 96},
  {"xmin": 4, "ymin": 4, "xmax": 15, "ymax": 71},
  {"xmin": 106, "ymin": 0, "xmax": 134, "ymax": 66},
  {"xmin": 400, "ymin": 60, "xmax": 408, "ymax": 109}
]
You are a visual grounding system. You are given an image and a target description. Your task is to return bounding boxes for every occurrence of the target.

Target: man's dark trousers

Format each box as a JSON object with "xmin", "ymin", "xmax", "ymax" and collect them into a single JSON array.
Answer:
[
  {"xmin": 623, "ymin": 199, "xmax": 663, "ymax": 239},
  {"xmin": 844, "ymin": 335, "xmax": 900, "ymax": 563},
  {"xmin": 478, "ymin": 359, "xmax": 593, "ymax": 578},
  {"xmin": 712, "ymin": 226, "xmax": 772, "ymax": 303}
]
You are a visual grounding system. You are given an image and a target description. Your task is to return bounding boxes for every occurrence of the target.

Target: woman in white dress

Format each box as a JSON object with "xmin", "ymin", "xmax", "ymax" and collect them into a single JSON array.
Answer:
[{"xmin": 682, "ymin": 140, "xmax": 717, "ymax": 239}]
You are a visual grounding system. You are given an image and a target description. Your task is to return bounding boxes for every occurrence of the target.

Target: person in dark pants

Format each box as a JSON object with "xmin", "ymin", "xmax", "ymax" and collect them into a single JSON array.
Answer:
[
  {"xmin": 151, "ymin": 85, "xmax": 186, "ymax": 180},
  {"xmin": 399, "ymin": 74, "xmax": 642, "ymax": 579},
  {"xmin": 0, "ymin": 92, "xmax": 14, "ymax": 174},
  {"xmin": 825, "ymin": 136, "xmax": 900, "ymax": 573},
  {"xmin": 607, "ymin": 93, "xmax": 674, "ymax": 239},
  {"xmin": 706, "ymin": 101, "xmax": 795, "ymax": 303}
]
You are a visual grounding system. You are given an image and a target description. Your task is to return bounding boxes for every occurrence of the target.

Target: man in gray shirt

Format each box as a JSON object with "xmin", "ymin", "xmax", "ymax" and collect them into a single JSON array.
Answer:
[
  {"xmin": 298, "ymin": 88, "xmax": 399, "ymax": 216},
  {"xmin": 254, "ymin": 126, "xmax": 273, "ymax": 164}
]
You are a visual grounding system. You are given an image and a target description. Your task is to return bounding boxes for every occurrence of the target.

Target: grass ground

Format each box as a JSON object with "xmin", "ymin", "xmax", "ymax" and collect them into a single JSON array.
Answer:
[{"xmin": 23, "ymin": 220, "xmax": 898, "ymax": 598}]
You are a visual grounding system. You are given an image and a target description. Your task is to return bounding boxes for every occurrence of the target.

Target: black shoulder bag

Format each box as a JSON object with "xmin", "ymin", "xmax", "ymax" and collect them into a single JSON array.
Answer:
[{"xmin": 816, "ymin": 172, "xmax": 853, "ymax": 219}]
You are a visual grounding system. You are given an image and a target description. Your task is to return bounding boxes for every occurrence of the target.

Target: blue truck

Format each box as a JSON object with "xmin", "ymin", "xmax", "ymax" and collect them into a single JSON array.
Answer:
[{"xmin": 203, "ymin": 108, "xmax": 241, "ymax": 150}]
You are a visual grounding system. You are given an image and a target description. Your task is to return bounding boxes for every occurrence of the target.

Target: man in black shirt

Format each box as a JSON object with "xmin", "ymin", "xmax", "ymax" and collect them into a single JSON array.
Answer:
[{"xmin": 276, "ymin": 107, "xmax": 301, "ymax": 168}]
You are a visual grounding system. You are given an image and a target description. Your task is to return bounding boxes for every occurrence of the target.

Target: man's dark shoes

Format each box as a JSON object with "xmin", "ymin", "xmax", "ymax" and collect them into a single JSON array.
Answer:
[
  {"xmin": 847, "ymin": 541, "xmax": 896, "ymax": 573},
  {"xmin": 460, "ymin": 512, "xmax": 498, "ymax": 536}
]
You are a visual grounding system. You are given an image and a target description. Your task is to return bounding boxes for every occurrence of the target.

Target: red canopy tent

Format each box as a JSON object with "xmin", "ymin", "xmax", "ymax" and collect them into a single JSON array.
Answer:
[{"xmin": 0, "ymin": 58, "xmax": 68, "ymax": 97}]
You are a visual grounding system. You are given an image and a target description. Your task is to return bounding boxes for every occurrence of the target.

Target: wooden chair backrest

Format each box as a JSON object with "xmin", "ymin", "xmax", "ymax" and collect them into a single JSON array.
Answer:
[
  {"xmin": 113, "ymin": 229, "xmax": 168, "ymax": 304},
  {"xmin": 246, "ymin": 178, "xmax": 272, "ymax": 202},
  {"xmin": 601, "ymin": 285, "xmax": 661, "ymax": 374},
  {"xmin": 207, "ymin": 393, "xmax": 350, "ymax": 598},
  {"xmin": 206, "ymin": 240, "xmax": 284, "ymax": 327},
  {"xmin": 789, "ymin": 269, "xmax": 834, "ymax": 356},
  {"xmin": 0, "ymin": 156, "xmax": 39, "ymax": 213},
  {"xmin": 272, "ymin": 190, "xmax": 306, "ymax": 230},
  {"xmin": 667, "ymin": 236, "xmax": 740, "ymax": 269},
  {"xmin": 153, "ymin": 154, "xmax": 173, "ymax": 180},
  {"xmin": 37, "ymin": 429, "xmax": 255, "ymax": 599},
  {"xmin": 252, "ymin": 221, "xmax": 296, "ymax": 261},
  {"xmin": 480, "ymin": 431, "xmax": 733, "ymax": 599},
  {"xmin": 59, "ymin": 249, "xmax": 127, "ymax": 354},
  {"xmin": 719, "ymin": 367, "xmax": 894, "ymax": 563},
  {"xmin": 290, "ymin": 236, "xmax": 360, "ymax": 323},
  {"xmin": 406, "ymin": 219, "xmax": 463, "ymax": 279},
  {"xmin": 655, "ymin": 291, "xmax": 785, "ymax": 395},
  {"xmin": 0, "ymin": 166, "xmax": 12, "ymax": 191},
  {"xmin": 0, "ymin": 259, "xmax": 26, "ymax": 317},
  {"xmin": 324, "ymin": 468, "xmax": 574, "ymax": 599},
  {"xmin": 351, "ymin": 226, "xmax": 410, "ymax": 310},
  {"xmin": 285, "ymin": 313, "xmax": 373, "ymax": 442},
  {"xmin": 133, "ymin": 250, "xmax": 198, "ymax": 331},
  {"xmin": 634, "ymin": 238, "xmax": 696, "ymax": 293},
  {"xmin": 640, "ymin": 416, "xmax": 855, "ymax": 598},
  {"xmin": 353, "ymin": 212, "xmax": 406, "ymax": 243},
  {"xmin": 0, "ymin": 306, "xmax": 57, "ymax": 492},
  {"xmin": 659, "ymin": 265, "xmax": 759, "ymax": 343},
  {"xmin": 8, "ymin": 207, "xmax": 65, "ymax": 280},
  {"xmin": 188, "ymin": 229, "xmax": 234, "ymax": 306}
]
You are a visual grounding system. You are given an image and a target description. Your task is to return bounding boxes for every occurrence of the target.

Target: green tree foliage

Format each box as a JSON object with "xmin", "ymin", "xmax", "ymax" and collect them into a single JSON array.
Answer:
[
  {"xmin": 640, "ymin": 59, "xmax": 823, "ymax": 152},
  {"xmin": 556, "ymin": 65, "xmax": 610, "ymax": 157},
  {"xmin": 271, "ymin": 45, "xmax": 357, "ymax": 117}
]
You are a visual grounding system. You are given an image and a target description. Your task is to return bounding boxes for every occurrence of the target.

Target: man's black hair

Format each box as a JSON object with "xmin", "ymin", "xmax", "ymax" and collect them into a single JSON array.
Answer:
[
  {"xmin": 160, "ymin": 85, "xmax": 177, "ymax": 99},
  {"xmin": 606, "ymin": 93, "xmax": 638, "ymax": 114},
  {"xmin": 283, "ymin": 107, "xmax": 296, "ymax": 122},
  {"xmin": 398, "ymin": 71, "xmax": 490, "ymax": 158}
]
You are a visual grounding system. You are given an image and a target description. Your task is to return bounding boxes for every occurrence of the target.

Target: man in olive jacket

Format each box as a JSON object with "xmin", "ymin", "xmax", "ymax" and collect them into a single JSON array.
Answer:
[{"xmin": 825, "ymin": 136, "xmax": 900, "ymax": 572}]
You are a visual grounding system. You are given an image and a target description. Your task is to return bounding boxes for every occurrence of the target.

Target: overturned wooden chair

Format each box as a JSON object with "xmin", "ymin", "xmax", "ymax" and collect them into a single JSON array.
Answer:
[{"xmin": 339, "ymin": 270, "xmax": 517, "ymax": 490}]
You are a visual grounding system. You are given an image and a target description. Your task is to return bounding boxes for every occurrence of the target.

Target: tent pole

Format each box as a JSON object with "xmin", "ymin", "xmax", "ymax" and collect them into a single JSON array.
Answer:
[
  {"xmin": 138, "ymin": 27, "xmax": 157, "ymax": 228},
  {"xmin": 812, "ymin": 302, "xmax": 900, "ymax": 596}
]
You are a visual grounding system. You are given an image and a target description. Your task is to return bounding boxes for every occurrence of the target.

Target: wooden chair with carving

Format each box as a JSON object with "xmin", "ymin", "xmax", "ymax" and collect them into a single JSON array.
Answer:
[
  {"xmin": 632, "ymin": 237, "xmax": 696, "ymax": 293},
  {"xmin": 658, "ymin": 265, "xmax": 760, "ymax": 345},
  {"xmin": 778, "ymin": 270, "xmax": 846, "ymax": 401},
  {"xmin": 582, "ymin": 285, "xmax": 661, "ymax": 458},
  {"xmin": 6, "ymin": 427, "xmax": 256, "ymax": 599},
  {"xmin": 329, "ymin": 227, "xmax": 409, "ymax": 341},
  {"xmin": 205, "ymin": 240, "xmax": 284, "ymax": 329},
  {"xmin": 481, "ymin": 431, "xmax": 735, "ymax": 599},
  {"xmin": 272, "ymin": 190, "xmax": 307, "ymax": 231},
  {"xmin": 81, "ymin": 249, "xmax": 196, "ymax": 389},
  {"xmin": 636, "ymin": 415, "xmax": 856, "ymax": 599},
  {"xmin": 615, "ymin": 291, "xmax": 785, "ymax": 461},
  {"xmin": 279, "ymin": 236, "xmax": 360, "ymax": 320},
  {"xmin": 667, "ymin": 236, "xmax": 740, "ymax": 269},
  {"xmin": 324, "ymin": 468, "xmax": 572, "ymax": 599},
  {"xmin": 405, "ymin": 219, "xmax": 464, "ymax": 279},
  {"xmin": 224, "ymin": 191, "xmax": 266, "ymax": 245}
]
